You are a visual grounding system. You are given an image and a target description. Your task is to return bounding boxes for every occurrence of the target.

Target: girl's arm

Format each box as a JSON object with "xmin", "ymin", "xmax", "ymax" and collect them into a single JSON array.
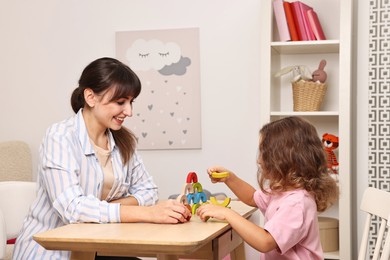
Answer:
[
  {"xmin": 207, "ymin": 167, "xmax": 257, "ymax": 207},
  {"xmin": 197, "ymin": 204, "xmax": 277, "ymax": 252}
]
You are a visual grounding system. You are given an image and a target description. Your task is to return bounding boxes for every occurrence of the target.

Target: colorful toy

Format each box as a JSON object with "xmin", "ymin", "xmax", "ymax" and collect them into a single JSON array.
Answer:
[
  {"xmin": 176, "ymin": 172, "xmax": 231, "ymax": 220},
  {"xmin": 322, "ymin": 133, "xmax": 339, "ymax": 176},
  {"xmin": 211, "ymin": 171, "xmax": 230, "ymax": 179}
]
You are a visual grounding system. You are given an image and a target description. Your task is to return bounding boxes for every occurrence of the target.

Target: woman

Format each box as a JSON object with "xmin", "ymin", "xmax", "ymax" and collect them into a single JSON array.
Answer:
[{"xmin": 13, "ymin": 57, "xmax": 190, "ymax": 259}]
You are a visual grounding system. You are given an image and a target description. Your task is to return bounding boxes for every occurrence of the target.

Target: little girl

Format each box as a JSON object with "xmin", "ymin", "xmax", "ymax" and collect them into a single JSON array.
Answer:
[{"xmin": 197, "ymin": 116, "xmax": 339, "ymax": 259}]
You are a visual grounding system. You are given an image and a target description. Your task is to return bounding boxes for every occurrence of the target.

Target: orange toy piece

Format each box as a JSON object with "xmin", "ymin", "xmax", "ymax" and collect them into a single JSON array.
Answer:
[
  {"xmin": 176, "ymin": 194, "xmax": 192, "ymax": 221},
  {"xmin": 322, "ymin": 133, "xmax": 339, "ymax": 175}
]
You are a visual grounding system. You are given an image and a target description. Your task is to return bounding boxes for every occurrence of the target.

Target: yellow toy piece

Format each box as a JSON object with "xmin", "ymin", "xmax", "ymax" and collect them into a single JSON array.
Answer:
[
  {"xmin": 191, "ymin": 203, "xmax": 201, "ymax": 215},
  {"xmin": 210, "ymin": 196, "xmax": 231, "ymax": 207},
  {"xmin": 192, "ymin": 182, "xmax": 203, "ymax": 192},
  {"xmin": 211, "ymin": 171, "xmax": 230, "ymax": 179}
]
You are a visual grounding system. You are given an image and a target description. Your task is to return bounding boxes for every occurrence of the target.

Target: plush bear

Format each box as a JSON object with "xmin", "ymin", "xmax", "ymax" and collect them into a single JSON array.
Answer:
[{"xmin": 322, "ymin": 133, "xmax": 339, "ymax": 176}]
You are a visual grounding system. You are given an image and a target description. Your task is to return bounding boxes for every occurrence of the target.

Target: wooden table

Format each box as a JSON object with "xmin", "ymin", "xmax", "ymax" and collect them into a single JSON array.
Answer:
[{"xmin": 33, "ymin": 200, "xmax": 256, "ymax": 260}]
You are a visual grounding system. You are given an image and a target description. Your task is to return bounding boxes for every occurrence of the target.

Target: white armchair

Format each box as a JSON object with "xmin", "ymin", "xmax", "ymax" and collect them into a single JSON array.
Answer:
[
  {"xmin": 0, "ymin": 181, "xmax": 37, "ymax": 260},
  {"xmin": 0, "ymin": 141, "xmax": 32, "ymax": 182}
]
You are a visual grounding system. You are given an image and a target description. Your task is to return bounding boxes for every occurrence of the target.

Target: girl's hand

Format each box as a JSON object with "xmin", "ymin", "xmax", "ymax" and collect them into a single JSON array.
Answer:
[
  {"xmin": 207, "ymin": 166, "xmax": 232, "ymax": 183},
  {"xmin": 196, "ymin": 203, "xmax": 231, "ymax": 222},
  {"xmin": 151, "ymin": 200, "xmax": 191, "ymax": 224}
]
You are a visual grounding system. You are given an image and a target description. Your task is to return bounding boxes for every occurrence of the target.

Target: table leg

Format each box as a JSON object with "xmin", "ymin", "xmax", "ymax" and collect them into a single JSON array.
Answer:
[
  {"xmin": 156, "ymin": 254, "xmax": 179, "ymax": 260},
  {"xmin": 229, "ymin": 242, "xmax": 245, "ymax": 260},
  {"xmin": 70, "ymin": 251, "xmax": 96, "ymax": 260}
]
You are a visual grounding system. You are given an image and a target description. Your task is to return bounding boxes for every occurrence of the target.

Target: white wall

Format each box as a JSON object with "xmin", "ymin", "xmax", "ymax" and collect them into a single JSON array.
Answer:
[
  {"xmin": 1, "ymin": 0, "xmax": 372, "ymax": 258},
  {"xmin": 0, "ymin": 0, "xmax": 262, "ymax": 198},
  {"xmin": 0, "ymin": 0, "xmax": 262, "ymax": 258}
]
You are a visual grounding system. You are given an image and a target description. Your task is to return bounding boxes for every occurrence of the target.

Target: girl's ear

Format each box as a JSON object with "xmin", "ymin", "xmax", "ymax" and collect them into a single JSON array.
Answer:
[{"xmin": 84, "ymin": 88, "xmax": 96, "ymax": 108}]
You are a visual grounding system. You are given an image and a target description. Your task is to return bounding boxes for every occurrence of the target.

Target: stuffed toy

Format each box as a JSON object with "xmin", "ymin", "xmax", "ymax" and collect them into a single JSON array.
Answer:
[
  {"xmin": 312, "ymin": 59, "xmax": 327, "ymax": 83},
  {"xmin": 322, "ymin": 133, "xmax": 339, "ymax": 175}
]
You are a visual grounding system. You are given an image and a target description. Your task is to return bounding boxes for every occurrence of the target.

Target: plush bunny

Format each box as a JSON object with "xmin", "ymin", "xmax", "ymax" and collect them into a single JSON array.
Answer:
[
  {"xmin": 274, "ymin": 65, "xmax": 312, "ymax": 82},
  {"xmin": 312, "ymin": 59, "xmax": 327, "ymax": 83}
]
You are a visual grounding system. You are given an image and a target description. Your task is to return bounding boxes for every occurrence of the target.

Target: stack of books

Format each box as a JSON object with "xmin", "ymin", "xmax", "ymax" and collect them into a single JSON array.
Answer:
[{"xmin": 273, "ymin": 0, "xmax": 326, "ymax": 42}]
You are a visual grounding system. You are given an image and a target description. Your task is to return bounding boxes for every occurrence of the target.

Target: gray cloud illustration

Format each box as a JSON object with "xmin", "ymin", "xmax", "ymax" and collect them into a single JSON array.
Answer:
[{"xmin": 158, "ymin": 56, "xmax": 191, "ymax": 76}]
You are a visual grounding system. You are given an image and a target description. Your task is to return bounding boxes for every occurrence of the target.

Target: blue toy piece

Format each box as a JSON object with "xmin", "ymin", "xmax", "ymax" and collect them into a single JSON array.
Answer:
[
  {"xmin": 186, "ymin": 193, "xmax": 195, "ymax": 204},
  {"xmin": 193, "ymin": 191, "xmax": 207, "ymax": 204}
]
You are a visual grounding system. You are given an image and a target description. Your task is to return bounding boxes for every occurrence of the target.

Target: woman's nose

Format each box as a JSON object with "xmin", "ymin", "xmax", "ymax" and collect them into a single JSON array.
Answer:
[{"xmin": 124, "ymin": 102, "xmax": 132, "ymax": 117}]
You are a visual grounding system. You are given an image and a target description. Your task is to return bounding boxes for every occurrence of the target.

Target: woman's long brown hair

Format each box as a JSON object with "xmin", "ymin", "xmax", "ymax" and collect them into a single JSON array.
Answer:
[{"xmin": 70, "ymin": 57, "xmax": 141, "ymax": 165}]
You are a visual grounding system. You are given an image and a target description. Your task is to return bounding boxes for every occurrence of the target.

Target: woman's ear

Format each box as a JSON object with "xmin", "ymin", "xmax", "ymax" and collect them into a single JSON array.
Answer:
[{"xmin": 84, "ymin": 88, "xmax": 96, "ymax": 108}]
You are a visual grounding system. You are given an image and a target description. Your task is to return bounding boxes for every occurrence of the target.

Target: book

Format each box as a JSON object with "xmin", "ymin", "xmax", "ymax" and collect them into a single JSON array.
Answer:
[
  {"xmin": 291, "ymin": 1, "xmax": 315, "ymax": 41},
  {"xmin": 272, "ymin": 0, "xmax": 291, "ymax": 42},
  {"xmin": 291, "ymin": 1, "xmax": 307, "ymax": 41},
  {"xmin": 307, "ymin": 9, "xmax": 326, "ymax": 40},
  {"xmin": 299, "ymin": 1, "xmax": 316, "ymax": 40},
  {"xmin": 283, "ymin": 1, "xmax": 299, "ymax": 41}
]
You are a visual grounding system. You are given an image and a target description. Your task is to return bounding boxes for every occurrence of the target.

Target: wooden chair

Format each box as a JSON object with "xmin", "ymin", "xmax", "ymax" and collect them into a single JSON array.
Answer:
[
  {"xmin": 0, "ymin": 141, "xmax": 32, "ymax": 181},
  {"xmin": 358, "ymin": 187, "xmax": 390, "ymax": 260},
  {"xmin": 0, "ymin": 181, "xmax": 37, "ymax": 260}
]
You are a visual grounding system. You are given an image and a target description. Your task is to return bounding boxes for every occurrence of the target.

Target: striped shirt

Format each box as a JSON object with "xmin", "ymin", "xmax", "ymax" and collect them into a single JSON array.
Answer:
[{"xmin": 13, "ymin": 109, "xmax": 158, "ymax": 260}]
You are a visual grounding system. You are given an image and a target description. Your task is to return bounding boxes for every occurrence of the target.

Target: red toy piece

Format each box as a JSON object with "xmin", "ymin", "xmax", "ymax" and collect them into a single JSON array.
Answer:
[{"xmin": 186, "ymin": 172, "xmax": 198, "ymax": 183}]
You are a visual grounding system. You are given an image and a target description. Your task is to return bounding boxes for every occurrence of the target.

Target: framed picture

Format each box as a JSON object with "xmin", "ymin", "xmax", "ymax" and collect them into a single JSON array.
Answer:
[{"xmin": 116, "ymin": 28, "xmax": 201, "ymax": 150}]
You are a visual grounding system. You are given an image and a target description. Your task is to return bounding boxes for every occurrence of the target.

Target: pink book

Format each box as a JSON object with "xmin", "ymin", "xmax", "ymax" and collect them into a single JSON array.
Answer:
[
  {"xmin": 307, "ymin": 9, "xmax": 326, "ymax": 40},
  {"xmin": 292, "ymin": 1, "xmax": 316, "ymax": 41},
  {"xmin": 291, "ymin": 1, "xmax": 307, "ymax": 41},
  {"xmin": 298, "ymin": 1, "xmax": 316, "ymax": 40},
  {"xmin": 273, "ymin": 0, "xmax": 291, "ymax": 42}
]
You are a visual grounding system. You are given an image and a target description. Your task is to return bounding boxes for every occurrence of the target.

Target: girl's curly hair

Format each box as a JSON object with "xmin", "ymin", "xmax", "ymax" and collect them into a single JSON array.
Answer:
[{"xmin": 257, "ymin": 117, "xmax": 339, "ymax": 212}]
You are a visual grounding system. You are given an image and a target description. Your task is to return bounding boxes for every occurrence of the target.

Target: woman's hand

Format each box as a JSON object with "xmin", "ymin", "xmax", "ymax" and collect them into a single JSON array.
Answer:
[
  {"xmin": 196, "ymin": 203, "xmax": 232, "ymax": 222},
  {"xmin": 150, "ymin": 200, "xmax": 191, "ymax": 224}
]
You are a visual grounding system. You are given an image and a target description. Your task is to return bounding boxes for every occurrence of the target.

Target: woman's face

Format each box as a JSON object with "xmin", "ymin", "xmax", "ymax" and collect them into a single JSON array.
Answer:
[{"xmin": 93, "ymin": 87, "xmax": 134, "ymax": 131}]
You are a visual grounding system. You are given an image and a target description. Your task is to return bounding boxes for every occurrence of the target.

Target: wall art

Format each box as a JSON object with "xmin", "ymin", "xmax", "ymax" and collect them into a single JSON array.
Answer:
[{"xmin": 116, "ymin": 28, "xmax": 201, "ymax": 150}]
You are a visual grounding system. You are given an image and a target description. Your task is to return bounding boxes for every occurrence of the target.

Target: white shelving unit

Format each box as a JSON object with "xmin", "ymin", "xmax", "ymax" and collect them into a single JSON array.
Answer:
[{"xmin": 259, "ymin": 1, "xmax": 352, "ymax": 259}]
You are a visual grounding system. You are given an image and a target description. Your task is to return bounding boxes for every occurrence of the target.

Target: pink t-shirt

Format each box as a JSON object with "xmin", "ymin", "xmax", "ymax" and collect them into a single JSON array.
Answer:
[{"xmin": 253, "ymin": 189, "xmax": 323, "ymax": 260}]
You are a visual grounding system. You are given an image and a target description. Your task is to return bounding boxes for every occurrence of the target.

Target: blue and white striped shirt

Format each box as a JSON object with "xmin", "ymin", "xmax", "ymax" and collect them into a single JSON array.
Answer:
[{"xmin": 13, "ymin": 109, "xmax": 158, "ymax": 260}]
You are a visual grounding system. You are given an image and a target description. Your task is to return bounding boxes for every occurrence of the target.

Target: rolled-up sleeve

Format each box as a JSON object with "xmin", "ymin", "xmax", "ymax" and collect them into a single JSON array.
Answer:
[{"xmin": 127, "ymin": 152, "xmax": 158, "ymax": 206}]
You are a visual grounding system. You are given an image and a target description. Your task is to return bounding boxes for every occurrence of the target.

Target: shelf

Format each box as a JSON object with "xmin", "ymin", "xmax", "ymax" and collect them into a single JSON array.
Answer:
[
  {"xmin": 270, "ymin": 111, "xmax": 339, "ymax": 117},
  {"xmin": 324, "ymin": 250, "xmax": 340, "ymax": 259},
  {"xmin": 261, "ymin": 0, "xmax": 352, "ymax": 258},
  {"xmin": 271, "ymin": 40, "xmax": 340, "ymax": 54}
]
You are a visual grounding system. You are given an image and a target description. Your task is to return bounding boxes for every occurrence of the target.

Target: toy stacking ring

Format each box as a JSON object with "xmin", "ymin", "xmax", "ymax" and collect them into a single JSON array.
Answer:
[{"xmin": 210, "ymin": 172, "xmax": 230, "ymax": 178}]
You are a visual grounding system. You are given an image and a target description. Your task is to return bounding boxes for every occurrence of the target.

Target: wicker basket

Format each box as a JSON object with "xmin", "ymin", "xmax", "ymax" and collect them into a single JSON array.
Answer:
[{"xmin": 292, "ymin": 80, "xmax": 327, "ymax": 111}]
